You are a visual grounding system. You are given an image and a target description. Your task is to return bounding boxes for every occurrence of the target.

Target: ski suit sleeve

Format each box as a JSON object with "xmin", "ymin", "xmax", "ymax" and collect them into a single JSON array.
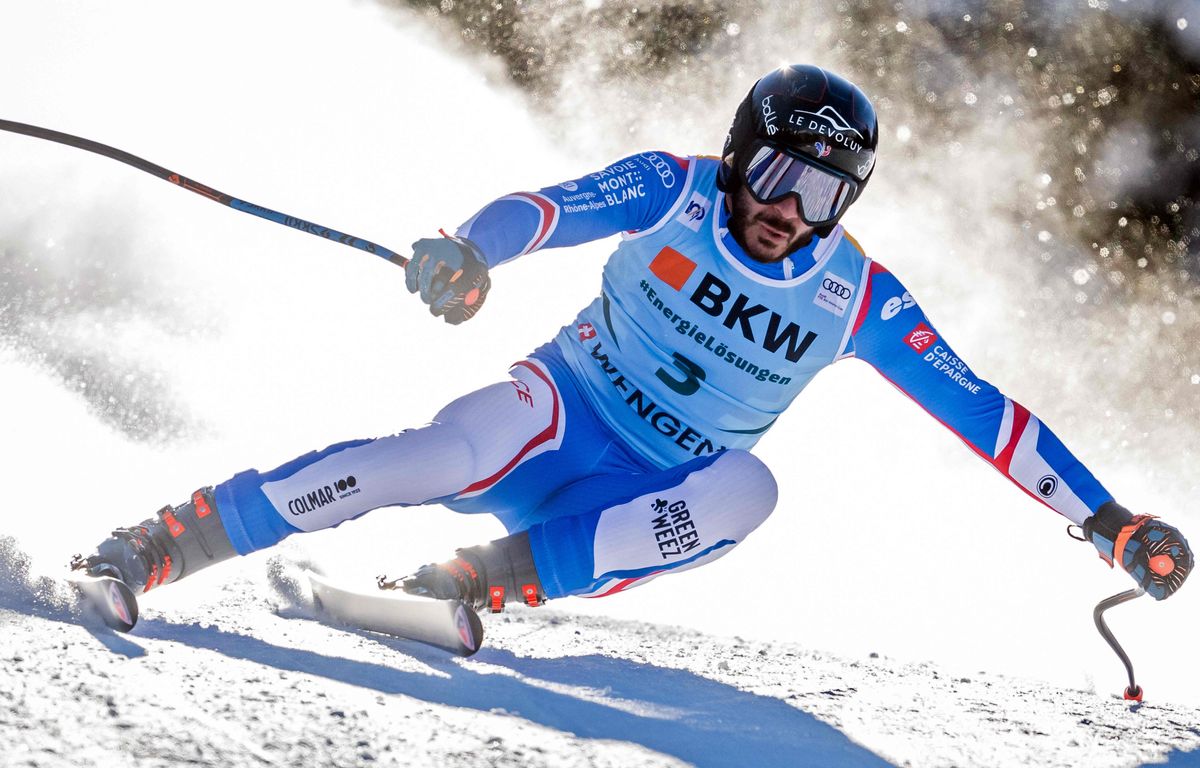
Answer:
[
  {"xmin": 454, "ymin": 151, "xmax": 687, "ymax": 268},
  {"xmin": 843, "ymin": 261, "xmax": 1113, "ymax": 525}
]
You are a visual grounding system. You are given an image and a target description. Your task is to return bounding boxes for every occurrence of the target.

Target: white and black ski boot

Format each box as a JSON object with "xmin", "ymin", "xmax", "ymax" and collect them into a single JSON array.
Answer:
[
  {"xmin": 400, "ymin": 530, "xmax": 545, "ymax": 613},
  {"xmin": 71, "ymin": 487, "xmax": 237, "ymax": 596}
]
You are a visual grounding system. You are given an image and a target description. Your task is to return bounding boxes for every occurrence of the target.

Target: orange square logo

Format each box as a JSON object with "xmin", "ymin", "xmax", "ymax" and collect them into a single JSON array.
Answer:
[{"xmin": 648, "ymin": 247, "xmax": 697, "ymax": 291}]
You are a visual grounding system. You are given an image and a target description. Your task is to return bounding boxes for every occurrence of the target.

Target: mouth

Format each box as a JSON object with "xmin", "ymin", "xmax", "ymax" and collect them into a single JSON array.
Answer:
[{"xmin": 755, "ymin": 219, "xmax": 793, "ymax": 242}]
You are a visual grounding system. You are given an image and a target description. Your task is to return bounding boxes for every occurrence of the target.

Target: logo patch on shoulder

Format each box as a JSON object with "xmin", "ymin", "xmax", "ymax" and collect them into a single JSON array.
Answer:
[
  {"xmin": 675, "ymin": 192, "xmax": 711, "ymax": 232},
  {"xmin": 813, "ymin": 272, "xmax": 855, "ymax": 317},
  {"xmin": 904, "ymin": 323, "xmax": 938, "ymax": 353}
]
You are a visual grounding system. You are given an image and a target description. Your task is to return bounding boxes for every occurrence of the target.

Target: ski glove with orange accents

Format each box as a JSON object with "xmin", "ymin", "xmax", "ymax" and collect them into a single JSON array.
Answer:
[
  {"xmin": 1083, "ymin": 501, "xmax": 1193, "ymax": 600},
  {"xmin": 405, "ymin": 234, "xmax": 491, "ymax": 325}
]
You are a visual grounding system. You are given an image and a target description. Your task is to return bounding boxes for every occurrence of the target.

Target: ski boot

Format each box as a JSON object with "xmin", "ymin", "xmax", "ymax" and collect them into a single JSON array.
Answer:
[
  {"xmin": 70, "ymin": 487, "xmax": 237, "ymax": 595},
  {"xmin": 400, "ymin": 530, "xmax": 545, "ymax": 613}
]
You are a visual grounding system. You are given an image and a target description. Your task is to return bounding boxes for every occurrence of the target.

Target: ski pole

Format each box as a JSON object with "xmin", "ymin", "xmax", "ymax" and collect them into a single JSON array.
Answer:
[
  {"xmin": 1093, "ymin": 587, "xmax": 1145, "ymax": 702},
  {"xmin": 0, "ymin": 119, "xmax": 409, "ymax": 267}
]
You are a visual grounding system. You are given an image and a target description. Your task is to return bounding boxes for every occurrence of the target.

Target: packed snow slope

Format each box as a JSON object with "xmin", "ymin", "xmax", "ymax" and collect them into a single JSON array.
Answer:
[{"xmin": 1, "ymin": 539, "xmax": 1199, "ymax": 768}]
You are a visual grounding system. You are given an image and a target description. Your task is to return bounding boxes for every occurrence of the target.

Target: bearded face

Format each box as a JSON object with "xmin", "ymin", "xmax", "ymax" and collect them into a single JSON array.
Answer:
[{"xmin": 727, "ymin": 183, "xmax": 816, "ymax": 263}]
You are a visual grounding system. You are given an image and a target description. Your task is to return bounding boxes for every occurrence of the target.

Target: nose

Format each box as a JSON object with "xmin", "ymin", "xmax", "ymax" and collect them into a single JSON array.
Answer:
[{"xmin": 769, "ymin": 194, "xmax": 801, "ymax": 221}]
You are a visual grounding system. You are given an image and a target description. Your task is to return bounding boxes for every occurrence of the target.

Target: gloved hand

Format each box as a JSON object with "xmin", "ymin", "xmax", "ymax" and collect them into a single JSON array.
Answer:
[
  {"xmin": 1083, "ymin": 502, "xmax": 1193, "ymax": 600},
  {"xmin": 405, "ymin": 233, "xmax": 491, "ymax": 325}
]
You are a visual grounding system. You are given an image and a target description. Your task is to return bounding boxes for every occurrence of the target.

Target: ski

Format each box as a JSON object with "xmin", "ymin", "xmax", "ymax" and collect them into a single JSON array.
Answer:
[
  {"xmin": 67, "ymin": 571, "xmax": 139, "ymax": 632},
  {"xmin": 306, "ymin": 570, "xmax": 484, "ymax": 657}
]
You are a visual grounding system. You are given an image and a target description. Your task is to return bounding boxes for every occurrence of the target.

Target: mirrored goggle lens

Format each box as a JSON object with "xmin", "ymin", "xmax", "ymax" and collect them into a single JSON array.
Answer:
[{"xmin": 743, "ymin": 145, "xmax": 855, "ymax": 225}]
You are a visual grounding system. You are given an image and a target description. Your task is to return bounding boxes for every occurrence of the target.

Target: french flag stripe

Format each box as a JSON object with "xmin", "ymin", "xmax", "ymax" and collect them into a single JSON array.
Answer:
[
  {"xmin": 851, "ymin": 261, "xmax": 887, "ymax": 337},
  {"xmin": 869, "ymin": 370, "xmax": 1061, "ymax": 514},
  {"xmin": 456, "ymin": 361, "xmax": 561, "ymax": 496},
  {"xmin": 993, "ymin": 399, "xmax": 1015, "ymax": 458},
  {"xmin": 506, "ymin": 192, "xmax": 560, "ymax": 255},
  {"xmin": 661, "ymin": 152, "xmax": 690, "ymax": 173},
  {"xmin": 593, "ymin": 577, "xmax": 640, "ymax": 598},
  {"xmin": 995, "ymin": 401, "xmax": 1032, "ymax": 475},
  {"xmin": 582, "ymin": 571, "xmax": 664, "ymax": 598},
  {"xmin": 578, "ymin": 578, "xmax": 620, "ymax": 597}
]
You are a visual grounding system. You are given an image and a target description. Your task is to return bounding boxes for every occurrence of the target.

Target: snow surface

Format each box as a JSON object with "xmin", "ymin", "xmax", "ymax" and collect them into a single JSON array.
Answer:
[{"xmin": 1, "ymin": 540, "xmax": 1198, "ymax": 767}]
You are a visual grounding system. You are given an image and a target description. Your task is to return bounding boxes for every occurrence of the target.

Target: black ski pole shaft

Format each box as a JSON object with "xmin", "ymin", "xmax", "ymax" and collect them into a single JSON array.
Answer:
[
  {"xmin": 1093, "ymin": 587, "xmax": 1145, "ymax": 701},
  {"xmin": 0, "ymin": 119, "xmax": 409, "ymax": 267}
]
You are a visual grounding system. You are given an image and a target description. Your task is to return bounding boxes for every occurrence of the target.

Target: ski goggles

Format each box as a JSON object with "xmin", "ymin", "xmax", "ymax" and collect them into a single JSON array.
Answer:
[{"xmin": 740, "ymin": 141, "xmax": 859, "ymax": 226}]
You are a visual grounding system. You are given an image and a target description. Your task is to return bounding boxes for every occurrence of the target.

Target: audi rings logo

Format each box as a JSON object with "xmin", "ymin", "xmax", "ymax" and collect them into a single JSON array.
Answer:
[
  {"xmin": 1037, "ymin": 475, "xmax": 1059, "ymax": 498},
  {"xmin": 643, "ymin": 152, "xmax": 677, "ymax": 189},
  {"xmin": 821, "ymin": 277, "xmax": 852, "ymax": 300}
]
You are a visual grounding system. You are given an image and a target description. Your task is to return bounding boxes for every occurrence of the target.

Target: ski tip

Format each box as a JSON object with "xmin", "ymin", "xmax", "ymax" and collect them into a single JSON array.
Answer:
[
  {"xmin": 69, "ymin": 574, "xmax": 139, "ymax": 633},
  {"xmin": 453, "ymin": 601, "xmax": 484, "ymax": 657}
]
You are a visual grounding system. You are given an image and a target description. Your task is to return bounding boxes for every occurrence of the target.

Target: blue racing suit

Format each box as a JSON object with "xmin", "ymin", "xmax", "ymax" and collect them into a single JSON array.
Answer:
[{"xmin": 210, "ymin": 151, "xmax": 1113, "ymax": 599}]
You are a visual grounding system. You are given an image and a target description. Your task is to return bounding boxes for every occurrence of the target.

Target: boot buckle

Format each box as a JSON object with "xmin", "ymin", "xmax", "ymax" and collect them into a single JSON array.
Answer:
[{"xmin": 521, "ymin": 583, "xmax": 543, "ymax": 607}]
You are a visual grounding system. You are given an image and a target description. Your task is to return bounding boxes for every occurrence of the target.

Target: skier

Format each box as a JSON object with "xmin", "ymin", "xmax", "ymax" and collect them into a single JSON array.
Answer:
[{"xmin": 76, "ymin": 64, "xmax": 1192, "ymax": 617}]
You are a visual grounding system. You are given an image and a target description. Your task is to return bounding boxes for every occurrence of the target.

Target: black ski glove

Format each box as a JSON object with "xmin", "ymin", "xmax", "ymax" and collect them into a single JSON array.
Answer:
[
  {"xmin": 1083, "ymin": 501, "xmax": 1193, "ymax": 600},
  {"xmin": 405, "ymin": 233, "xmax": 491, "ymax": 325}
]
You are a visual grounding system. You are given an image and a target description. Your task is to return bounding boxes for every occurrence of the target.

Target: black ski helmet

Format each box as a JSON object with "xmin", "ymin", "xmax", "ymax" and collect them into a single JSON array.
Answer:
[{"xmin": 719, "ymin": 65, "xmax": 879, "ymax": 227}]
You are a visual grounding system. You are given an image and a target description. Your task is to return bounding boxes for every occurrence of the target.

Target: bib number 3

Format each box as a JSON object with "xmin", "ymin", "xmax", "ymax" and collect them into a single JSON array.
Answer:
[{"xmin": 656, "ymin": 352, "xmax": 706, "ymax": 396}]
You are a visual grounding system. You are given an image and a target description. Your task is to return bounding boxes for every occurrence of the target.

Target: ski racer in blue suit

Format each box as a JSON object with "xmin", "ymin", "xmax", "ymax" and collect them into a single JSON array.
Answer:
[{"xmin": 79, "ymin": 65, "xmax": 1191, "ymax": 616}]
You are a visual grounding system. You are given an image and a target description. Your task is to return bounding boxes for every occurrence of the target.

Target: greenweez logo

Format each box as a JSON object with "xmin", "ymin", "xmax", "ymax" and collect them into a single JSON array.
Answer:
[{"xmin": 651, "ymin": 498, "xmax": 701, "ymax": 559}]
